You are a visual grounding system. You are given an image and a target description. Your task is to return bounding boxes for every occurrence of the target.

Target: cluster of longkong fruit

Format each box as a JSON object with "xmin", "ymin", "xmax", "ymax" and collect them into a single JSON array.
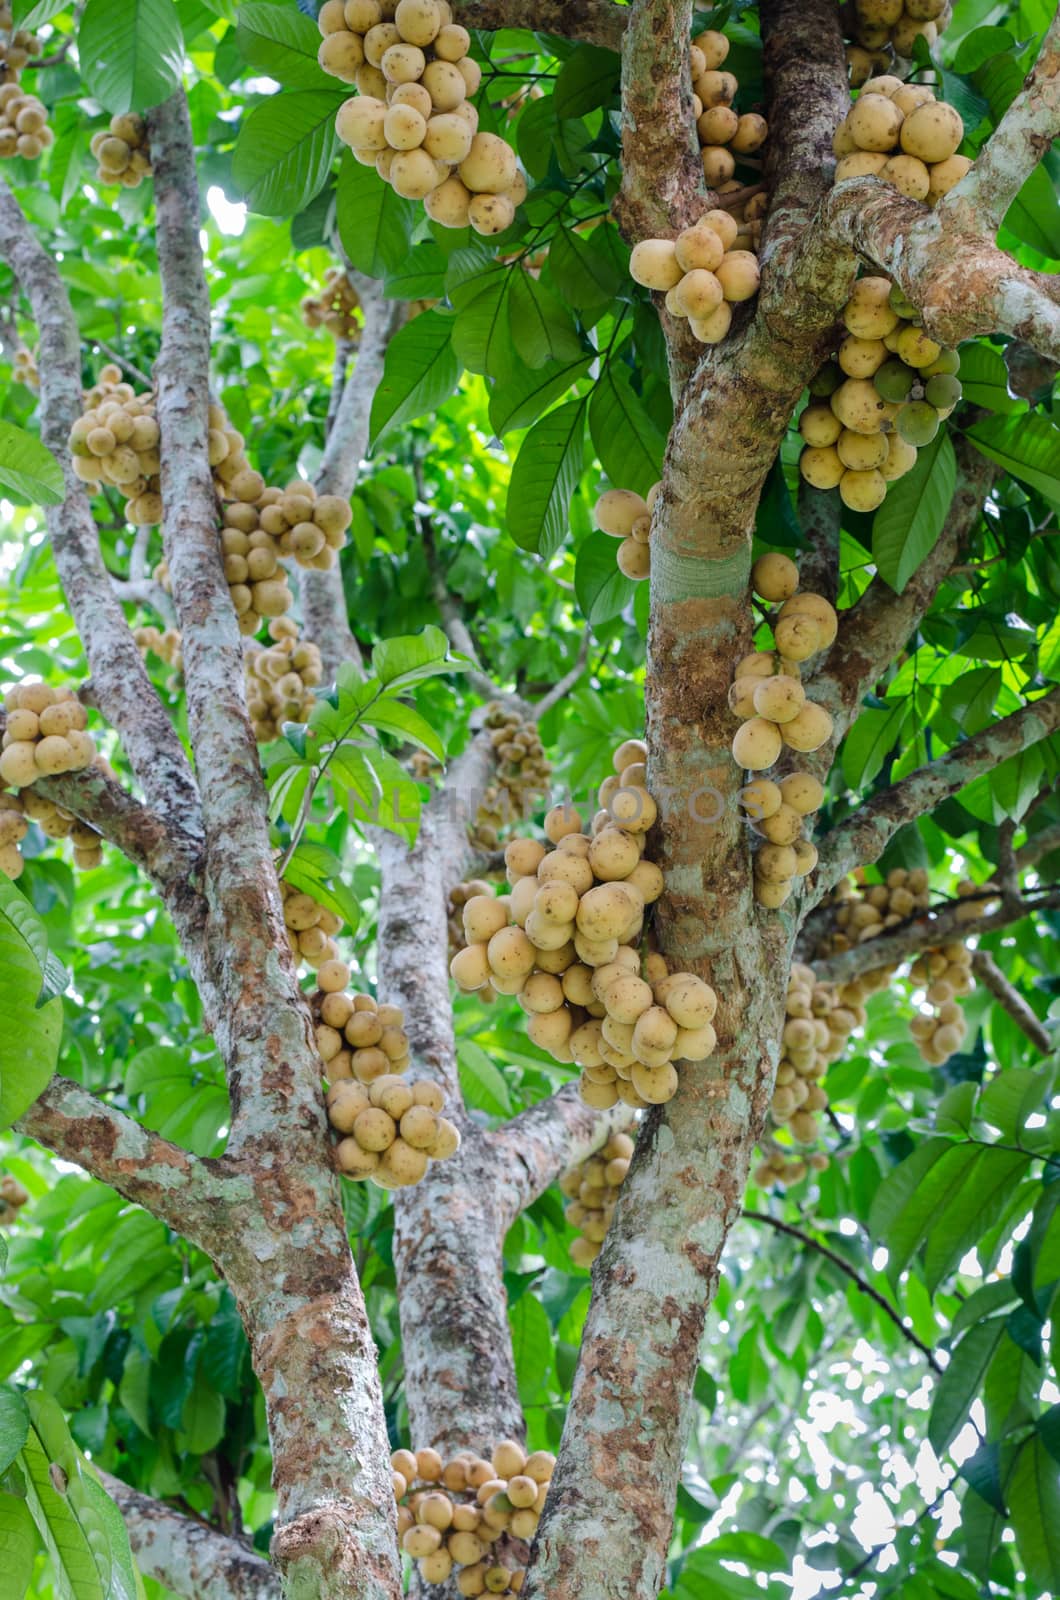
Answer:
[
  {"xmin": 799, "ymin": 275, "xmax": 961, "ymax": 510},
  {"xmin": 819, "ymin": 870, "xmax": 987, "ymax": 1064},
  {"xmin": 0, "ymin": 1172, "xmax": 29, "ymax": 1226},
  {"xmin": 592, "ymin": 483, "xmax": 660, "ymax": 583},
  {"xmin": 90, "ymin": 112, "xmax": 152, "ymax": 188},
  {"xmin": 244, "ymin": 621, "xmax": 324, "ymax": 742},
  {"xmin": 135, "ymin": 626, "xmax": 183, "ymax": 680},
  {"xmin": 391, "ymin": 1440, "xmax": 554, "ymax": 1593},
  {"xmin": 834, "ymin": 74, "xmax": 970, "ymax": 204},
  {"xmin": 688, "ymin": 29, "xmax": 768, "ymax": 190},
  {"xmin": 212, "ymin": 475, "xmax": 353, "ymax": 637},
  {"xmin": 0, "ymin": 20, "xmax": 50, "ymax": 163},
  {"xmin": 318, "ymin": 0, "xmax": 527, "ymax": 234},
  {"xmin": 629, "ymin": 208, "xmax": 762, "ymax": 346},
  {"xmin": 560, "ymin": 1131, "xmax": 635, "ymax": 1267},
  {"xmin": 310, "ymin": 986, "xmax": 460, "ymax": 1186},
  {"xmin": 280, "ymin": 881, "xmax": 348, "ymax": 974},
  {"xmin": 452, "ymin": 738, "xmax": 718, "ymax": 1111},
  {"xmin": 12, "ymin": 345, "xmax": 37, "ymax": 388},
  {"xmin": 0, "ymin": 682, "xmax": 104, "ymax": 878},
  {"xmin": 727, "ymin": 553, "xmax": 835, "ymax": 907},
  {"xmin": 842, "ymin": 0, "xmax": 953, "ymax": 81},
  {"xmin": 301, "ymin": 267, "xmax": 362, "ymax": 340},
  {"xmin": 468, "ymin": 704, "xmax": 552, "ymax": 852}
]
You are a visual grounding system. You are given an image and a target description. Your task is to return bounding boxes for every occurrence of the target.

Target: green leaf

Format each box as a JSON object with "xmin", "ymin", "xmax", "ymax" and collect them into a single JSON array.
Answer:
[
  {"xmin": 235, "ymin": 2, "xmax": 333, "ymax": 88},
  {"xmin": 957, "ymin": 344, "xmax": 1024, "ymax": 415},
  {"xmin": 79, "ymin": 0, "xmax": 185, "ymax": 114},
  {"xmin": 118, "ymin": 1345, "xmax": 153, "ymax": 1437},
  {"xmin": 966, "ymin": 412, "xmax": 1060, "ymax": 500},
  {"xmin": 233, "ymin": 88, "xmax": 345, "ymax": 216},
  {"xmin": 13, "ymin": 0, "xmax": 70, "ymax": 27},
  {"xmin": 336, "ymin": 152, "xmax": 417, "ymax": 279},
  {"xmin": 840, "ymin": 701, "xmax": 908, "ymax": 790},
  {"xmin": 589, "ymin": 363, "xmax": 667, "ymax": 502},
  {"xmin": 871, "ymin": 430, "xmax": 957, "ymax": 593},
  {"xmin": 978, "ymin": 1067, "xmax": 1050, "ymax": 1140},
  {"xmin": 548, "ymin": 226, "xmax": 622, "ymax": 318},
  {"xmin": 281, "ymin": 843, "xmax": 360, "ymax": 932},
  {"xmin": 370, "ymin": 626, "xmax": 455, "ymax": 690},
  {"xmin": 869, "ymin": 1137, "xmax": 963, "ymax": 1278},
  {"xmin": 929, "ymin": 1317, "xmax": 1007, "ymax": 1454},
  {"xmin": 1009, "ymin": 1434, "xmax": 1060, "ymax": 1592},
  {"xmin": 1005, "ymin": 155, "xmax": 1060, "ymax": 260},
  {"xmin": 0, "ymin": 423, "xmax": 64, "ymax": 506},
  {"xmin": 509, "ymin": 1292, "xmax": 552, "ymax": 1402},
  {"xmin": 489, "ymin": 353, "xmax": 593, "ymax": 436},
  {"xmin": 20, "ymin": 1419, "xmax": 105, "ymax": 1600},
  {"xmin": 451, "ymin": 272, "xmax": 513, "ymax": 377},
  {"xmin": 922, "ymin": 1148, "xmax": 1031, "ymax": 1294},
  {"xmin": 0, "ymin": 1388, "xmax": 29, "ymax": 1476},
  {"xmin": 368, "ymin": 311, "xmax": 459, "ymax": 449},
  {"xmin": 457, "ymin": 1040, "xmax": 512, "ymax": 1117},
  {"xmin": 360, "ymin": 698, "xmax": 447, "ymax": 763},
  {"xmin": 575, "ymin": 530, "xmax": 636, "ymax": 626},
  {"xmin": 508, "ymin": 270, "xmax": 583, "ymax": 371},
  {"xmin": 0, "ymin": 880, "xmax": 62, "ymax": 1130},
  {"xmin": 0, "ymin": 1492, "xmax": 36, "ymax": 1598},
  {"xmin": 552, "ymin": 43, "xmax": 621, "ymax": 118},
  {"xmin": 507, "ymin": 398, "xmax": 587, "ymax": 558},
  {"xmin": 178, "ymin": 1376, "xmax": 226, "ymax": 1454}
]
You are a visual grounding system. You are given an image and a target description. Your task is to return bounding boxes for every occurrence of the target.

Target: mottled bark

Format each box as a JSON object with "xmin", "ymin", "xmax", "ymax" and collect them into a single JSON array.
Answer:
[
  {"xmin": 15, "ymin": 1077, "xmax": 234, "ymax": 1252},
  {"xmin": 0, "ymin": 179, "xmax": 200, "ymax": 833},
  {"xmin": 304, "ymin": 280, "xmax": 405, "ymax": 678},
  {"xmin": 100, "ymin": 1473, "xmax": 280, "ymax": 1600},
  {"xmin": 461, "ymin": 0, "xmax": 628, "ymax": 49},
  {"xmin": 808, "ymin": 890, "xmax": 1060, "ymax": 983},
  {"xmin": 148, "ymin": 92, "xmax": 401, "ymax": 1600}
]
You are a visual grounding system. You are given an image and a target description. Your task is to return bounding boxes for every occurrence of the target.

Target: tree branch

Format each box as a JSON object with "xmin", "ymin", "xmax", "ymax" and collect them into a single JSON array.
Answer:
[
  {"xmin": 487, "ymin": 1084, "xmax": 636, "ymax": 1229},
  {"xmin": 99, "ymin": 1473, "xmax": 280, "ymax": 1600},
  {"xmin": 0, "ymin": 177, "xmax": 200, "ymax": 835},
  {"xmin": 937, "ymin": 6, "xmax": 1060, "ymax": 239},
  {"xmin": 531, "ymin": 634, "xmax": 590, "ymax": 721},
  {"xmin": 741, "ymin": 1211, "xmax": 942, "ymax": 1371},
  {"xmin": 15, "ymin": 1077, "xmax": 232, "ymax": 1254},
  {"xmin": 813, "ymin": 687, "xmax": 1060, "ymax": 895},
  {"xmin": 795, "ymin": 483, "xmax": 842, "ymax": 607},
  {"xmin": 461, "ymin": 0, "xmax": 628, "ymax": 49},
  {"xmin": 807, "ymin": 889, "xmax": 1060, "ymax": 982},
  {"xmin": 303, "ymin": 279, "xmax": 406, "ymax": 678},
  {"xmin": 970, "ymin": 950, "xmax": 1053, "ymax": 1053},
  {"xmin": 1017, "ymin": 818, "xmax": 1060, "ymax": 869},
  {"xmin": 818, "ymin": 176, "xmax": 1060, "ymax": 360},
  {"xmin": 415, "ymin": 457, "xmax": 497, "ymax": 700},
  {"xmin": 614, "ymin": 0, "xmax": 703, "ymax": 243},
  {"xmin": 148, "ymin": 90, "xmax": 317, "ymax": 1156}
]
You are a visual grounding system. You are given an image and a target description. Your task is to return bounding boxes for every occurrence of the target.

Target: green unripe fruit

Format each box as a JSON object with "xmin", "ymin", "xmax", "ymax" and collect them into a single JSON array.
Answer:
[
  {"xmin": 809, "ymin": 361, "xmax": 842, "ymax": 397},
  {"xmin": 921, "ymin": 349, "xmax": 961, "ymax": 377},
  {"xmin": 924, "ymin": 373, "xmax": 962, "ymax": 409},
  {"xmin": 887, "ymin": 284, "xmax": 918, "ymax": 319},
  {"xmin": 873, "ymin": 360, "xmax": 916, "ymax": 403},
  {"xmin": 896, "ymin": 401, "xmax": 941, "ymax": 446}
]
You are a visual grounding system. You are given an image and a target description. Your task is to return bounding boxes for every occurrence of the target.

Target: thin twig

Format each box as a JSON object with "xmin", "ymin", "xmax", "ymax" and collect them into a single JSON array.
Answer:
[
  {"xmin": 89, "ymin": 337, "xmax": 152, "ymax": 389},
  {"xmin": 970, "ymin": 951, "xmax": 1052, "ymax": 1054},
  {"xmin": 742, "ymin": 1210, "xmax": 942, "ymax": 1371}
]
